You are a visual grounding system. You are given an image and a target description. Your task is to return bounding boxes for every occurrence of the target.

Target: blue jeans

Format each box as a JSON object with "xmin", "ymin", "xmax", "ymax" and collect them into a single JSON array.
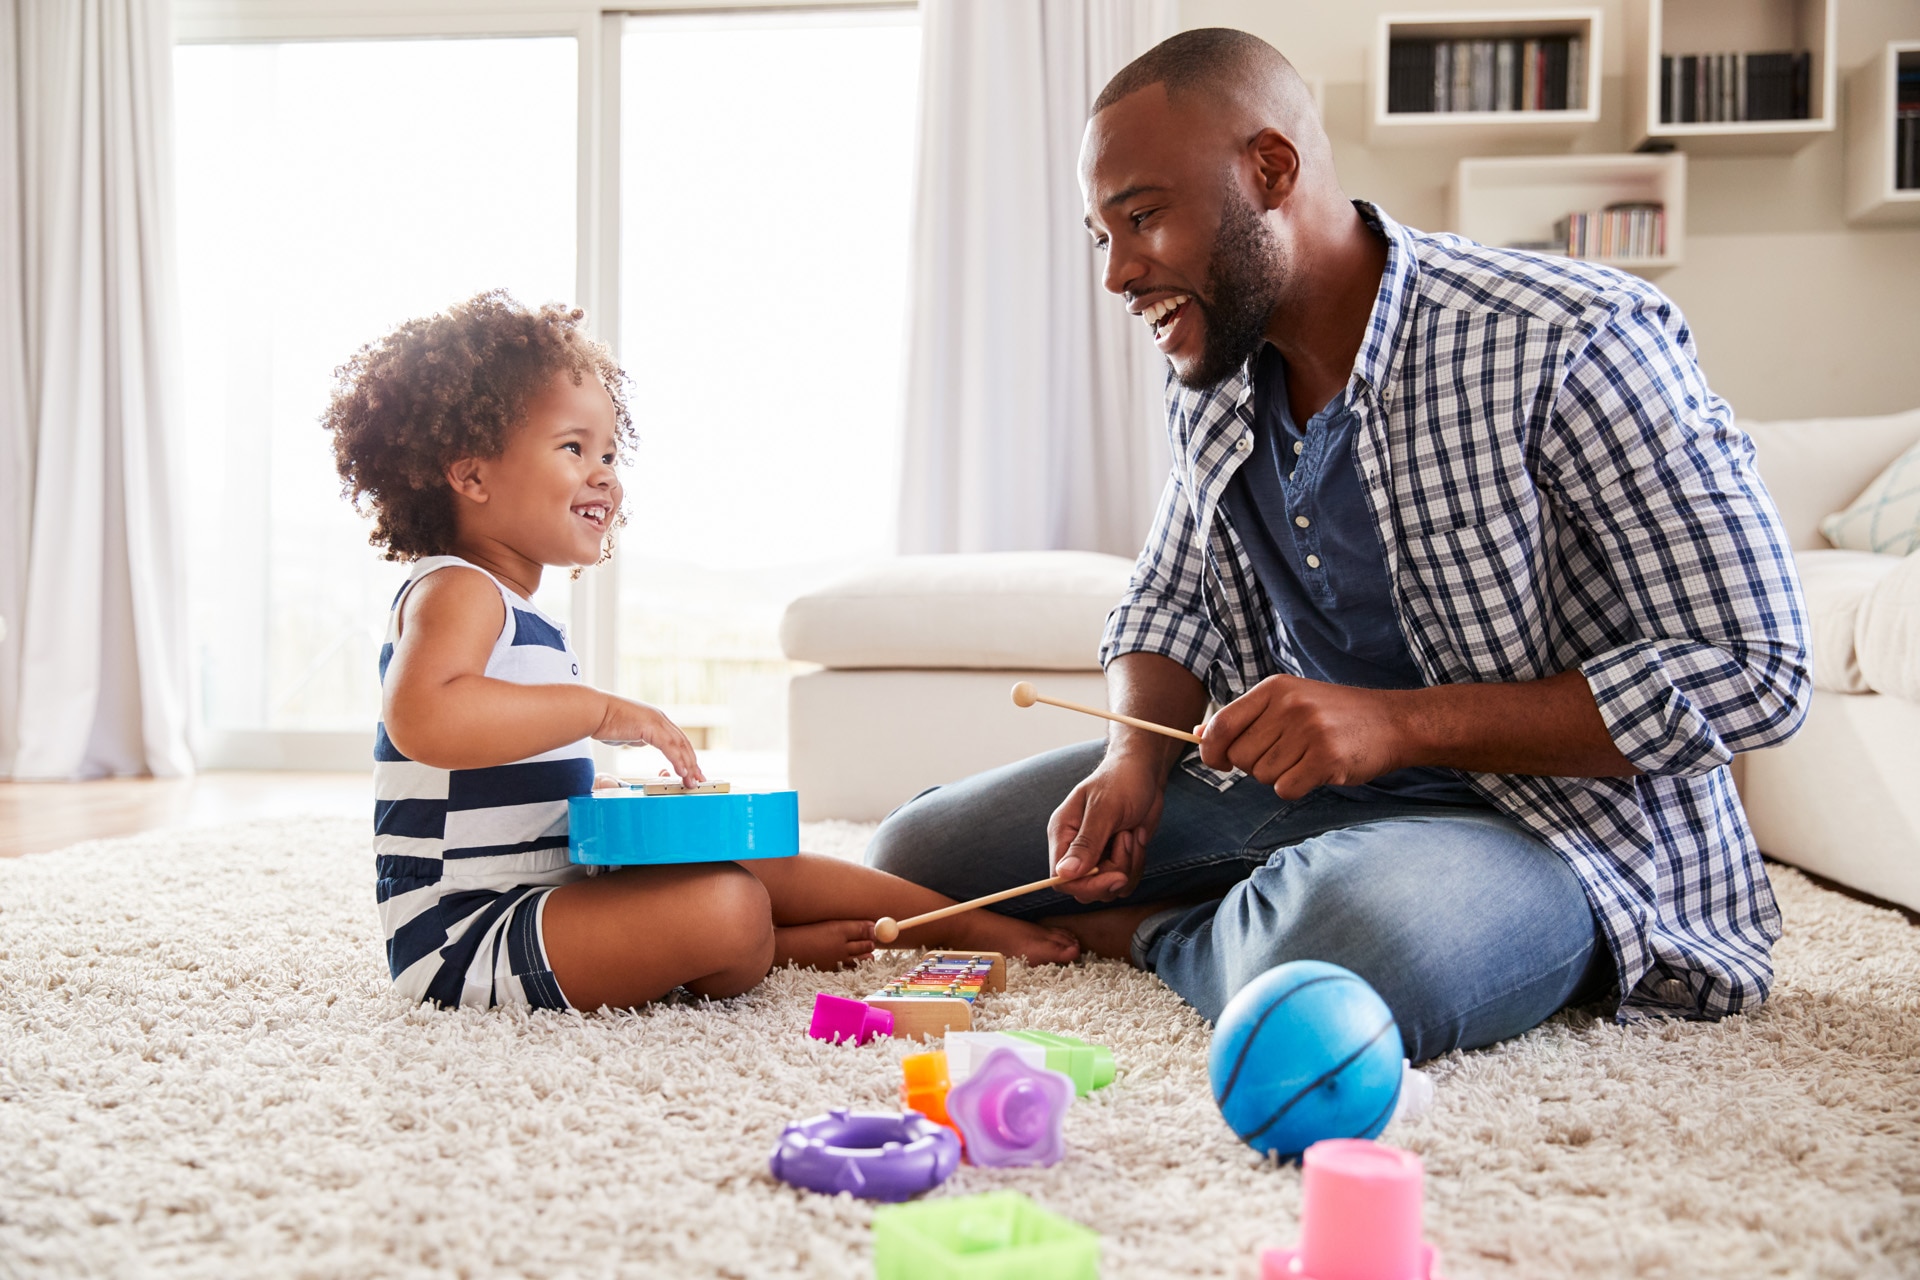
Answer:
[{"xmin": 865, "ymin": 741, "xmax": 1610, "ymax": 1062}]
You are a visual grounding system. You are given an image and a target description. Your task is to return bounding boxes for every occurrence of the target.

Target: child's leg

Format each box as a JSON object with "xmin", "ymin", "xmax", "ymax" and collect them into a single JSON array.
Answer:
[
  {"xmin": 541, "ymin": 862, "xmax": 775, "ymax": 1011},
  {"xmin": 745, "ymin": 854, "xmax": 1081, "ymax": 966}
]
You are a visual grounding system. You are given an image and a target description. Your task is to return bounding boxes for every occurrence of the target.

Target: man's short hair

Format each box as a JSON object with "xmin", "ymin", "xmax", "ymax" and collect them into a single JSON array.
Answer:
[{"xmin": 1091, "ymin": 27, "xmax": 1287, "ymax": 116}]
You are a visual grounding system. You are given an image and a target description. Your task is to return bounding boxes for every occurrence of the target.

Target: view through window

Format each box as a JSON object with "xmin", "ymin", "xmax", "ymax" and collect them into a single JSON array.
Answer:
[
  {"xmin": 616, "ymin": 11, "xmax": 920, "ymax": 783},
  {"xmin": 174, "ymin": 37, "xmax": 578, "ymax": 747}
]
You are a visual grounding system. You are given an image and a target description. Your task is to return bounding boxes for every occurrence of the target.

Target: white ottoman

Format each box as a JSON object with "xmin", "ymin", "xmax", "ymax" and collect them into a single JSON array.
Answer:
[{"xmin": 779, "ymin": 552, "xmax": 1135, "ymax": 820}]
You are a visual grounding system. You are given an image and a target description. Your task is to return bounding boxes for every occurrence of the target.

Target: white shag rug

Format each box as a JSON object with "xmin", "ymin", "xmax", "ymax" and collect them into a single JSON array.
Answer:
[{"xmin": 2, "ymin": 817, "xmax": 1918, "ymax": 1279}]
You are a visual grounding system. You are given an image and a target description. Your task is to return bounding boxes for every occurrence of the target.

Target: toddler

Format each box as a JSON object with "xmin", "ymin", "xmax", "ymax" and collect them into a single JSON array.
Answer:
[{"xmin": 324, "ymin": 292, "xmax": 1078, "ymax": 1011}]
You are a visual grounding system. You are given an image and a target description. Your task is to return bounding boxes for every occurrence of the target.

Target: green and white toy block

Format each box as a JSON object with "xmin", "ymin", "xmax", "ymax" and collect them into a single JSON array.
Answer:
[
  {"xmin": 944, "ymin": 1030, "xmax": 1115, "ymax": 1098},
  {"xmin": 872, "ymin": 1190, "xmax": 1099, "ymax": 1280}
]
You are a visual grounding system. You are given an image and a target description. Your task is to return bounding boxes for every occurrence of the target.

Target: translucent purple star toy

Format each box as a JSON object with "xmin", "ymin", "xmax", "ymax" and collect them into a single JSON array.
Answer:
[{"xmin": 944, "ymin": 1046, "xmax": 1075, "ymax": 1167}]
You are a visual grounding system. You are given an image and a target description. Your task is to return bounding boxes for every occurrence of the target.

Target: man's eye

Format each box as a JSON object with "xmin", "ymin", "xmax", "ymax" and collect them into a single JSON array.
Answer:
[
  {"xmin": 1093, "ymin": 236, "xmax": 1109, "ymax": 252},
  {"xmin": 1131, "ymin": 210, "xmax": 1152, "ymax": 229}
]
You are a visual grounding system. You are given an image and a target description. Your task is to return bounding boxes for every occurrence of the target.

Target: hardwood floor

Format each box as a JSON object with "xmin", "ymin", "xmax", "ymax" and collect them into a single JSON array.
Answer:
[{"xmin": 0, "ymin": 772, "xmax": 370, "ymax": 858}]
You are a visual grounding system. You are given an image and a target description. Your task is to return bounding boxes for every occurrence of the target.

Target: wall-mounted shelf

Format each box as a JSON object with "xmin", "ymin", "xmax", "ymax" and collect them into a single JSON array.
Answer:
[
  {"xmin": 1845, "ymin": 41, "xmax": 1920, "ymax": 225},
  {"xmin": 1626, "ymin": 0, "xmax": 1836, "ymax": 153},
  {"xmin": 1450, "ymin": 153, "xmax": 1687, "ymax": 276},
  {"xmin": 1369, "ymin": 9, "xmax": 1601, "ymax": 146}
]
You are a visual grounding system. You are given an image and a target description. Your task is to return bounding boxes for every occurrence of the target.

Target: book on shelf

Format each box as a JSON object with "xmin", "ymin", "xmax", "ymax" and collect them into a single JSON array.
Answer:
[
  {"xmin": 1387, "ymin": 35, "xmax": 1584, "ymax": 114},
  {"xmin": 1544, "ymin": 202, "xmax": 1666, "ymax": 262},
  {"xmin": 1900, "ymin": 61, "xmax": 1920, "ymax": 191},
  {"xmin": 1658, "ymin": 51, "xmax": 1810, "ymax": 124}
]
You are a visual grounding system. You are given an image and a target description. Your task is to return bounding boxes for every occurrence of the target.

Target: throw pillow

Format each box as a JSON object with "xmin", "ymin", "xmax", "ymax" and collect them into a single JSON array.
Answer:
[{"xmin": 1820, "ymin": 439, "xmax": 1920, "ymax": 555}]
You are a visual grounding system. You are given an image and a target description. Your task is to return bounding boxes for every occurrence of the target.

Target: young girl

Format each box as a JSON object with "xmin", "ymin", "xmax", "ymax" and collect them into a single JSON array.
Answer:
[{"xmin": 325, "ymin": 292, "xmax": 1079, "ymax": 1012}]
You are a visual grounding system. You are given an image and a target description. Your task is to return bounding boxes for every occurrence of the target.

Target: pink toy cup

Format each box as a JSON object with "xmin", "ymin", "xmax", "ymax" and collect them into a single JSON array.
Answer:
[
  {"xmin": 808, "ymin": 992, "xmax": 894, "ymax": 1045},
  {"xmin": 1262, "ymin": 1140, "xmax": 1442, "ymax": 1280}
]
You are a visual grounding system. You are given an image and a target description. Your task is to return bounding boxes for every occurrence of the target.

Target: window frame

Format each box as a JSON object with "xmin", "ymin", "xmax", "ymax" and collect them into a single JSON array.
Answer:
[{"xmin": 171, "ymin": 0, "xmax": 912, "ymax": 770}]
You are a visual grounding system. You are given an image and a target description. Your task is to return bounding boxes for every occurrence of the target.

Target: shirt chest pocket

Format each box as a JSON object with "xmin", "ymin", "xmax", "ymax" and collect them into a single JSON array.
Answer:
[{"xmin": 1395, "ymin": 505, "xmax": 1555, "ymax": 684}]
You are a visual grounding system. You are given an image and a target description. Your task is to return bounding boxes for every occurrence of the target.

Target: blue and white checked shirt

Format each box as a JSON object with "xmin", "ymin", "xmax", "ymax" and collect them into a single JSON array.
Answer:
[{"xmin": 1101, "ymin": 203, "xmax": 1809, "ymax": 1021}]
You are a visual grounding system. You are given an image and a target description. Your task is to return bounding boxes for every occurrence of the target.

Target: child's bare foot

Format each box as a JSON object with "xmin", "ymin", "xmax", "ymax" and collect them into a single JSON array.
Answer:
[
  {"xmin": 900, "ymin": 908, "xmax": 1082, "ymax": 965},
  {"xmin": 774, "ymin": 919, "xmax": 876, "ymax": 971}
]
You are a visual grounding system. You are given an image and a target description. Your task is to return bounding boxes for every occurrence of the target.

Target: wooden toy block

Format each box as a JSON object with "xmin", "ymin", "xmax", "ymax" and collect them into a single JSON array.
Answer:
[{"xmin": 865, "ymin": 951, "xmax": 1005, "ymax": 1042}]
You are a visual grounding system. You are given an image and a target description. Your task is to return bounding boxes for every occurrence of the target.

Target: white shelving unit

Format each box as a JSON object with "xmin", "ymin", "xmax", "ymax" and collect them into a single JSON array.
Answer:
[
  {"xmin": 1845, "ymin": 41, "xmax": 1920, "ymax": 225},
  {"xmin": 1450, "ymin": 153, "xmax": 1687, "ymax": 276},
  {"xmin": 1368, "ymin": 9, "xmax": 1602, "ymax": 146},
  {"xmin": 1626, "ymin": 0, "xmax": 1836, "ymax": 153}
]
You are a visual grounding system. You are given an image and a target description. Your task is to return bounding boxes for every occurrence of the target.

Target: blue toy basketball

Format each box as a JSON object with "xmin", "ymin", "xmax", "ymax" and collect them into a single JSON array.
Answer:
[{"xmin": 1208, "ymin": 960, "xmax": 1404, "ymax": 1161}]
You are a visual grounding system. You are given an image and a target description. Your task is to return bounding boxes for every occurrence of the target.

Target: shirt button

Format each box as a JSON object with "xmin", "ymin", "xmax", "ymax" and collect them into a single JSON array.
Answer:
[
  {"xmin": 1294, "ymin": 515, "xmax": 1310, "ymax": 528},
  {"xmin": 1306, "ymin": 554, "xmax": 1321, "ymax": 569},
  {"xmin": 1293, "ymin": 441, "xmax": 1304, "ymax": 455},
  {"xmin": 1236, "ymin": 436, "xmax": 1252, "ymax": 453}
]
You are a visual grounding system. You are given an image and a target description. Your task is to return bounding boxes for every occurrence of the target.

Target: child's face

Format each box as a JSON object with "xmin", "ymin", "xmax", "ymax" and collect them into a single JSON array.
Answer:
[{"xmin": 469, "ymin": 371, "xmax": 624, "ymax": 568}]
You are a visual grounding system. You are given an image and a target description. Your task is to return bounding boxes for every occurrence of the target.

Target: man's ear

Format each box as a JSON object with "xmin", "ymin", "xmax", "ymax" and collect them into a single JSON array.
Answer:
[
  {"xmin": 446, "ymin": 457, "xmax": 489, "ymax": 505},
  {"xmin": 1247, "ymin": 127, "xmax": 1301, "ymax": 210}
]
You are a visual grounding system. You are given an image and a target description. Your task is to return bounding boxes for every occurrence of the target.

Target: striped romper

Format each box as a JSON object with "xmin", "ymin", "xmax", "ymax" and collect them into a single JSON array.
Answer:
[{"xmin": 373, "ymin": 555, "xmax": 595, "ymax": 1010}]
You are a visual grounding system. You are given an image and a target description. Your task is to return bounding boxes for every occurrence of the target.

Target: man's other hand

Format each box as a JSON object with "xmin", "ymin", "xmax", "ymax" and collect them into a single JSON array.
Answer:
[
  {"xmin": 1048, "ymin": 754, "xmax": 1167, "ymax": 902},
  {"xmin": 1199, "ymin": 674, "xmax": 1408, "ymax": 799}
]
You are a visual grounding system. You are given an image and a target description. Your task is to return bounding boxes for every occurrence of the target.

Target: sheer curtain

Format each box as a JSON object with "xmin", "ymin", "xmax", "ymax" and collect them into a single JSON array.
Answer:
[
  {"xmin": 0, "ymin": 0, "xmax": 192, "ymax": 779},
  {"xmin": 898, "ymin": 0, "xmax": 1176, "ymax": 558}
]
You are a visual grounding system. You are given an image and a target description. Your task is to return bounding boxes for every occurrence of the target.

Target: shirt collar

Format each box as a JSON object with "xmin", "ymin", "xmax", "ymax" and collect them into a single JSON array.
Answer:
[{"xmin": 1349, "ymin": 200, "xmax": 1418, "ymax": 409}]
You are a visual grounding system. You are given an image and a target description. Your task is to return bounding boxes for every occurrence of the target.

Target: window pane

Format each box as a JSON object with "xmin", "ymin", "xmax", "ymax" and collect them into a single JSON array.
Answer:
[
  {"xmin": 174, "ymin": 37, "xmax": 577, "ymax": 734},
  {"xmin": 618, "ymin": 12, "xmax": 918, "ymax": 778}
]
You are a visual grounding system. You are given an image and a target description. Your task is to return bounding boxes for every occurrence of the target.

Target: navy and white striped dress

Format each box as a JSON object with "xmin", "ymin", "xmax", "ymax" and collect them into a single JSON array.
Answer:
[{"xmin": 373, "ymin": 555, "xmax": 595, "ymax": 1010}]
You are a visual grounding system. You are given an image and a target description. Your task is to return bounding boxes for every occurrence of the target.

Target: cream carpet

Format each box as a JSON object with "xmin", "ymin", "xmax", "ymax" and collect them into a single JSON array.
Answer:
[{"xmin": 2, "ymin": 817, "xmax": 1917, "ymax": 1279}]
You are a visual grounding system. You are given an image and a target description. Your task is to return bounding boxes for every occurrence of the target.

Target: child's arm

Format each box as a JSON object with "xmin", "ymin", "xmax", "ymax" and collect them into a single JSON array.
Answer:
[{"xmin": 382, "ymin": 566, "xmax": 701, "ymax": 778}]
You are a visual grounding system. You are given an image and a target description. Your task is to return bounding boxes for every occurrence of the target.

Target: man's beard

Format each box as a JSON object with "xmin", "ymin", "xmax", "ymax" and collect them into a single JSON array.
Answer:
[{"xmin": 1172, "ymin": 187, "xmax": 1285, "ymax": 390}]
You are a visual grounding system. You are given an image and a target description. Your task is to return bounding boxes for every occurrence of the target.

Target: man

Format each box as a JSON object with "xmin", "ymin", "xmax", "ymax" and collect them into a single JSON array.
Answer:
[{"xmin": 866, "ymin": 29, "xmax": 1808, "ymax": 1060}]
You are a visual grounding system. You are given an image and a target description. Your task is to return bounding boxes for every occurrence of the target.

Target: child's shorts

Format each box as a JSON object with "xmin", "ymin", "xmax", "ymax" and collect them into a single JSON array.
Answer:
[{"xmin": 387, "ymin": 879, "xmax": 580, "ymax": 1011}]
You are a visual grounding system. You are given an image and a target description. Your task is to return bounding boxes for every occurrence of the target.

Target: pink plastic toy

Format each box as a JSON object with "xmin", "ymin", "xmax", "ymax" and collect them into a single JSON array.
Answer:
[
  {"xmin": 1261, "ymin": 1139, "xmax": 1444, "ymax": 1280},
  {"xmin": 943, "ymin": 1047, "xmax": 1073, "ymax": 1168},
  {"xmin": 809, "ymin": 992, "xmax": 894, "ymax": 1045}
]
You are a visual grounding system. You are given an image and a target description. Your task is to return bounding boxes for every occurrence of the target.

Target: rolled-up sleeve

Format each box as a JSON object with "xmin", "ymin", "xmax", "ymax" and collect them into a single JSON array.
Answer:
[
  {"xmin": 1099, "ymin": 472, "xmax": 1224, "ymax": 682},
  {"xmin": 1546, "ymin": 297, "xmax": 1810, "ymax": 776}
]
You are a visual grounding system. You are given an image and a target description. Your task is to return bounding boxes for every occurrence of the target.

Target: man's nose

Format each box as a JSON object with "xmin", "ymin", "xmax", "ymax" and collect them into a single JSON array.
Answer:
[{"xmin": 1102, "ymin": 236, "xmax": 1143, "ymax": 298}]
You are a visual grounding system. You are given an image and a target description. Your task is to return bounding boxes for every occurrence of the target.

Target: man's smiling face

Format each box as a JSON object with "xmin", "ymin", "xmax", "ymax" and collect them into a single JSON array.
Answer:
[{"xmin": 1080, "ymin": 83, "xmax": 1287, "ymax": 390}]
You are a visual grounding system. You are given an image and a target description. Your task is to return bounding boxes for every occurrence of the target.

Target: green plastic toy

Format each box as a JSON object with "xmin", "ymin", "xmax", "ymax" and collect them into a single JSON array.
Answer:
[
  {"xmin": 946, "ymin": 1031, "xmax": 1115, "ymax": 1099},
  {"xmin": 872, "ymin": 1191, "xmax": 1100, "ymax": 1280},
  {"xmin": 1002, "ymin": 1030, "xmax": 1115, "ymax": 1098}
]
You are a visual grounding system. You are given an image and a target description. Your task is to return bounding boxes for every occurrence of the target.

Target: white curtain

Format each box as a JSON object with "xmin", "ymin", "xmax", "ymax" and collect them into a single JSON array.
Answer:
[
  {"xmin": 898, "ymin": 0, "xmax": 1176, "ymax": 557},
  {"xmin": 0, "ymin": 0, "xmax": 193, "ymax": 780}
]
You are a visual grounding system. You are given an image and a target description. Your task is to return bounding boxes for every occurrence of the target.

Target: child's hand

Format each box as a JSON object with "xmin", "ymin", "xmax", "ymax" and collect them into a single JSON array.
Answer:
[{"xmin": 593, "ymin": 695, "xmax": 705, "ymax": 784}]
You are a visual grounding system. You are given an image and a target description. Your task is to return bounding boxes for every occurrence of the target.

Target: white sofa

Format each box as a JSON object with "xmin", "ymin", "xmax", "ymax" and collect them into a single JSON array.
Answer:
[
  {"xmin": 780, "ymin": 552, "xmax": 1135, "ymax": 821},
  {"xmin": 1737, "ymin": 408, "xmax": 1920, "ymax": 912}
]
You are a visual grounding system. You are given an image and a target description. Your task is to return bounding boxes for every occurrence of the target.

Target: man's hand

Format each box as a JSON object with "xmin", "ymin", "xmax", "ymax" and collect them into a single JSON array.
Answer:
[
  {"xmin": 1198, "ymin": 675, "xmax": 1409, "ymax": 799},
  {"xmin": 1048, "ymin": 753, "xmax": 1167, "ymax": 903},
  {"xmin": 1199, "ymin": 669, "xmax": 1638, "ymax": 793}
]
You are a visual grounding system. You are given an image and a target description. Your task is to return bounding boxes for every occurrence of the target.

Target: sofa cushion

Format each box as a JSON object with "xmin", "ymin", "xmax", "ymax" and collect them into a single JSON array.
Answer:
[
  {"xmin": 1857, "ymin": 550, "xmax": 1920, "ymax": 702},
  {"xmin": 1797, "ymin": 550, "xmax": 1904, "ymax": 694},
  {"xmin": 1820, "ymin": 439, "xmax": 1920, "ymax": 556},
  {"xmin": 779, "ymin": 551, "xmax": 1135, "ymax": 670},
  {"xmin": 1742, "ymin": 408, "xmax": 1920, "ymax": 551}
]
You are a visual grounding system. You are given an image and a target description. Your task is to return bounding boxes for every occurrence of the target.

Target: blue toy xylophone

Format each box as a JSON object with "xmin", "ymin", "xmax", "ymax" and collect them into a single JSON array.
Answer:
[{"xmin": 567, "ymin": 785, "xmax": 800, "ymax": 866}]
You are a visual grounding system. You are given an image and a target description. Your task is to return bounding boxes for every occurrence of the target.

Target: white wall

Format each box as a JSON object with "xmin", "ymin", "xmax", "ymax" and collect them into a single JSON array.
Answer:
[{"xmin": 1178, "ymin": 0, "xmax": 1920, "ymax": 422}]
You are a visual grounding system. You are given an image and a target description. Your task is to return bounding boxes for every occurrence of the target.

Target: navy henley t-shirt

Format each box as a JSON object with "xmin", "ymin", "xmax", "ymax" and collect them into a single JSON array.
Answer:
[{"xmin": 1217, "ymin": 343, "xmax": 1485, "ymax": 807}]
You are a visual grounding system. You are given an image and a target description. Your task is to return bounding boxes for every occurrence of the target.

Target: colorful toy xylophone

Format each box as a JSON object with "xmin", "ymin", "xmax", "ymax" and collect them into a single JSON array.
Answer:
[{"xmin": 865, "ymin": 951, "xmax": 1007, "ymax": 1040}]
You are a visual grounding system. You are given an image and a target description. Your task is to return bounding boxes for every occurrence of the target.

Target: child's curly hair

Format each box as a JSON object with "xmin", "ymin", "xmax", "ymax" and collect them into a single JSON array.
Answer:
[{"xmin": 323, "ymin": 290, "xmax": 635, "ymax": 561}]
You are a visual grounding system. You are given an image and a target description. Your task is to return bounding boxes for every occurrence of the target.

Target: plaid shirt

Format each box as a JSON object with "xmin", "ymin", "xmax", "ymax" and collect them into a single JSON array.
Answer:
[{"xmin": 1101, "ymin": 203, "xmax": 1809, "ymax": 1021}]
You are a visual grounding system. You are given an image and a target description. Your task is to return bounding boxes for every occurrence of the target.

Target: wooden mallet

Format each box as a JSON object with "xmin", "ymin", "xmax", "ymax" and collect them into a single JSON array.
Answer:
[
  {"xmin": 874, "ymin": 873, "xmax": 1071, "ymax": 945},
  {"xmin": 1009, "ymin": 680, "xmax": 1202, "ymax": 745}
]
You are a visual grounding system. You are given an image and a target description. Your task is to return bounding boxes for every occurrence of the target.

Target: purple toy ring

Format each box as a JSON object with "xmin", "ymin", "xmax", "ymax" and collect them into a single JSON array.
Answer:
[{"xmin": 769, "ymin": 1108, "xmax": 961, "ymax": 1202}]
